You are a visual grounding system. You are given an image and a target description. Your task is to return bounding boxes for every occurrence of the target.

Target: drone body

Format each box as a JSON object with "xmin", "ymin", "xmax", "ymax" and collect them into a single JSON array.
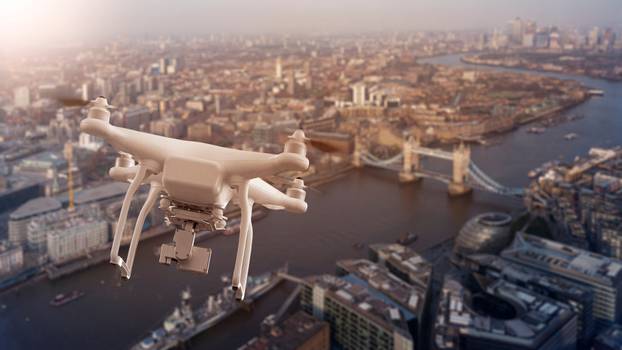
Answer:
[{"xmin": 81, "ymin": 97, "xmax": 309, "ymax": 300}]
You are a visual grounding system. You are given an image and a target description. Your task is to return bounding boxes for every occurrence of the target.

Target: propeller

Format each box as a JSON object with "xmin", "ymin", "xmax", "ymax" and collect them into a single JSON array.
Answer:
[
  {"xmin": 54, "ymin": 96, "xmax": 115, "ymax": 109},
  {"xmin": 306, "ymin": 138, "xmax": 342, "ymax": 153},
  {"xmin": 265, "ymin": 174, "xmax": 322, "ymax": 194}
]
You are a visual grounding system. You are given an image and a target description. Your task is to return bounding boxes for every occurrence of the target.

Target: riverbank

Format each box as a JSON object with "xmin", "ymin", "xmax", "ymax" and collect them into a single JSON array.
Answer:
[{"xmin": 461, "ymin": 54, "xmax": 622, "ymax": 82}]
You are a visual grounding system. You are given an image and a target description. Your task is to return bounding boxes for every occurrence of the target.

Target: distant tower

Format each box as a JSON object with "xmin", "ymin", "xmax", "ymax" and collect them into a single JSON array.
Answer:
[
  {"xmin": 304, "ymin": 61, "xmax": 312, "ymax": 90},
  {"xmin": 287, "ymin": 70, "xmax": 296, "ymax": 95},
  {"xmin": 351, "ymin": 83, "xmax": 366, "ymax": 106},
  {"xmin": 275, "ymin": 57, "xmax": 283, "ymax": 80},
  {"xmin": 81, "ymin": 82, "xmax": 92, "ymax": 102},
  {"xmin": 214, "ymin": 94, "xmax": 221, "ymax": 115}
]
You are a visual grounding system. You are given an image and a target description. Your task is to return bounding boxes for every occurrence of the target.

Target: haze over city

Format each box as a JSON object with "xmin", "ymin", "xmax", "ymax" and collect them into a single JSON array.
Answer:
[
  {"xmin": 1, "ymin": 0, "xmax": 621, "ymax": 48},
  {"xmin": 1, "ymin": 1, "xmax": 622, "ymax": 350}
]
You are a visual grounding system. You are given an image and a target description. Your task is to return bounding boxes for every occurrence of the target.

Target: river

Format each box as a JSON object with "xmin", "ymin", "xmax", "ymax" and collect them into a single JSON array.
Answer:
[{"xmin": 0, "ymin": 53, "xmax": 621, "ymax": 350}]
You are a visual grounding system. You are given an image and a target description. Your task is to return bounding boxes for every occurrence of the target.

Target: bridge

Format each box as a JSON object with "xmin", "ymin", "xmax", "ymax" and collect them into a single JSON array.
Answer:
[{"xmin": 353, "ymin": 136, "xmax": 524, "ymax": 197}]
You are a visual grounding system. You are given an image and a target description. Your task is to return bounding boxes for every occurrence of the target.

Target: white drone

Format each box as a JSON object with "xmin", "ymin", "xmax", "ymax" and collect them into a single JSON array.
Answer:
[{"xmin": 80, "ymin": 97, "xmax": 310, "ymax": 300}]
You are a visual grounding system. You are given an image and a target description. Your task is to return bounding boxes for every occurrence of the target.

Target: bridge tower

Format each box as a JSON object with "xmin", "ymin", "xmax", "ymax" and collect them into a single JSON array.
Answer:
[
  {"xmin": 399, "ymin": 136, "xmax": 421, "ymax": 183},
  {"xmin": 352, "ymin": 135, "xmax": 363, "ymax": 168},
  {"xmin": 448, "ymin": 143, "xmax": 472, "ymax": 196}
]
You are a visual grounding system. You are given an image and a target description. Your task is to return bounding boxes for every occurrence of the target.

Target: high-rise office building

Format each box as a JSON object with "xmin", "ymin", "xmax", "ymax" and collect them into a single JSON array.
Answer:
[
  {"xmin": 288, "ymin": 70, "xmax": 296, "ymax": 96},
  {"xmin": 300, "ymin": 274, "xmax": 415, "ymax": 350},
  {"xmin": 275, "ymin": 56, "xmax": 283, "ymax": 80},
  {"xmin": 502, "ymin": 232, "xmax": 622, "ymax": 331}
]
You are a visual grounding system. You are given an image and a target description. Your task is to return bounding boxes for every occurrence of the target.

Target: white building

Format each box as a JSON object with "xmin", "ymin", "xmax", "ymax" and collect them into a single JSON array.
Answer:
[
  {"xmin": 13, "ymin": 86, "xmax": 30, "ymax": 108},
  {"xmin": 351, "ymin": 82, "xmax": 367, "ymax": 106},
  {"xmin": 46, "ymin": 218, "xmax": 108, "ymax": 263},
  {"xmin": 0, "ymin": 241, "xmax": 24, "ymax": 275},
  {"xmin": 9, "ymin": 197, "xmax": 62, "ymax": 245}
]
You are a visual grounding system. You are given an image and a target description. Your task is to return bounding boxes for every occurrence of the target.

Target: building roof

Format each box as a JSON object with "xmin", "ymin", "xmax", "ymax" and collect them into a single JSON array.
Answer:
[
  {"xmin": 10, "ymin": 197, "xmax": 62, "ymax": 220},
  {"xmin": 435, "ymin": 272, "xmax": 576, "ymax": 349},
  {"xmin": 240, "ymin": 311, "xmax": 328, "ymax": 350},
  {"xmin": 368, "ymin": 243, "xmax": 432, "ymax": 288},
  {"xmin": 58, "ymin": 182, "xmax": 129, "ymax": 206},
  {"xmin": 502, "ymin": 232, "xmax": 622, "ymax": 287},
  {"xmin": 594, "ymin": 324, "xmax": 622, "ymax": 350},
  {"xmin": 336, "ymin": 259, "xmax": 426, "ymax": 316},
  {"xmin": 305, "ymin": 274, "xmax": 414, "ymax": 338}
]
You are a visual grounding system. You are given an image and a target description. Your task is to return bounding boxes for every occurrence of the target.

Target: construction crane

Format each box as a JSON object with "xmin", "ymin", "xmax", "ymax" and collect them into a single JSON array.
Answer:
[{"xmin": 63, "ymin": 141, "xmax": 75, "ymax": 211}]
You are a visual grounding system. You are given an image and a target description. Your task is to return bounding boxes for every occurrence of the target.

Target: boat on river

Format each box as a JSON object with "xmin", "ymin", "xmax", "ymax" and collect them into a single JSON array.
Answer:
[{"xmin": 131, "ymin": 265, "xmax": 286, "ymax": 350}]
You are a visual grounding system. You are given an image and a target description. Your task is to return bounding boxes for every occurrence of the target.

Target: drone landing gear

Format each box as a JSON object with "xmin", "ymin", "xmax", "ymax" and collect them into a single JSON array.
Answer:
[{"xmin": 159, "ymin": 223, "xmax": 212, "ymax": 274}]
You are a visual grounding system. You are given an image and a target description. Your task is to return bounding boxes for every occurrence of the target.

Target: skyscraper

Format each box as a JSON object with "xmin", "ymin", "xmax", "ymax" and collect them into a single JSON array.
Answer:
[{"xmin": 275, "ymin": 56, "xmax": 283, "ymax": 80}]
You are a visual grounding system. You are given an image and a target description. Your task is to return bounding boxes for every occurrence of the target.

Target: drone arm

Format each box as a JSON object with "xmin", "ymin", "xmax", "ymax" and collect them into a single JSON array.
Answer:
[
  {"xmin": 249, "ymin": 178, "xmax": 307, "ymax": 213},
  {"xmin": 110, "ymin": 164, "xmax": 148, "ymax": 269},
  {"xmin": 121, "ymin": 181, "xmax": 161, "ymax": 278},
  {"xmin": 226, "ymin": 153, "xmax": 308, "ymax": 183}
]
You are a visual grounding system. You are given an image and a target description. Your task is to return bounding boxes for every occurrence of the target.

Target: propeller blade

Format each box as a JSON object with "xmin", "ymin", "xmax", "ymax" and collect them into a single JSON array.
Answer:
[
  {"xmin": 56, "ymin": 97, "xmax": 90, "ymax": 107},
  {"xmin": 306, "ymin": 138, "xmax": 341, "ymax": 153}
]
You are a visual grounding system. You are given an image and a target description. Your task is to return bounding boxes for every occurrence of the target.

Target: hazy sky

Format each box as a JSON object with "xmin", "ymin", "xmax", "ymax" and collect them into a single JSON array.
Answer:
[{"xmin": 1, "ymin": 0, "xmax": 621, "ymax": 47}]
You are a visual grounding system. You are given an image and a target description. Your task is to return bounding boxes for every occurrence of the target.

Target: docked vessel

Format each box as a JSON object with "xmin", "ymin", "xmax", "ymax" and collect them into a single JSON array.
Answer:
[
  {"xmin": 397, "ymin": 232, "xmax": 418, "ymax": 245},
  {"xmin": 131, "ymin": 265, "xmax": 286, "ymax": 350},
  {"xmin": 49, "ymin": 290, "xmax": 85, "ymax": 307}
]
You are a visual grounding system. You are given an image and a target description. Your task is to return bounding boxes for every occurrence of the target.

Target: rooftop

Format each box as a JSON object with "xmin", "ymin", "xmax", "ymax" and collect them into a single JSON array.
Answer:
[
  {"xmin": 368, "ymin": 243, "xmax": 432, "ymax": 288},
  {"xmin": 502, "ymin": 232, "xmax": 622, "ymax": 286},
  {"xmin": 10, "ymin": 197, "xmax": 62, "ymax": 220},
  {"xmin": 305, "ymin": 274, "xmax": 414, "ymax": 337},
  {"xmin": 435, "ymin": 273, "xmax": 576, "ymax": 349},
  {"xmin": 336, "ymin": 259, "xmax": 426, "ymax": 316},
  {"xmin": 594, "ymin": 324, "xmax": 622, "ymax": 350},
  {"xmin": 239, "ymin": 311, "xmax": 328, "ymax": 350}
]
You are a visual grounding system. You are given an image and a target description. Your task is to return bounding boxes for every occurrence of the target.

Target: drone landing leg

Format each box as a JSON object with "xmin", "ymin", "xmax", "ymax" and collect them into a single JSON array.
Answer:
[
  {"xmin": 235, "ymin": 223, "xmax": 253, "ymax": 301},
  {"xmin": 110, "ymin": 164, "xmax": 148, "ymax": 271},
  {"xmin": 232, "ymin": 181, "xmax": 251, "ymax": 292},
  {"xmin": 122, "ymin": 183, "xmax": 161, "ymax": 278}
]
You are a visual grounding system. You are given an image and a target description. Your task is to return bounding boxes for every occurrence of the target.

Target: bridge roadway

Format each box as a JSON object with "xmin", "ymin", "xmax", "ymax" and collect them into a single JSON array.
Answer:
[{"xmin": 360, "ymin": 150, "xmax": 524, "ymax": 197}]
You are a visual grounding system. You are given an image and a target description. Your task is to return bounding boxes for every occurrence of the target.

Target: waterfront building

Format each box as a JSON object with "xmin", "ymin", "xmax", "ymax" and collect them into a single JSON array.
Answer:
[
  {"xmin": 502, "ymin": 232, "xmax": 622, "ymax": 330},
  {"xmin": 452, "ymin": 212, "xmax": 513, "ymax": 265},
  {"xmin": 336, "ymin": 259, "xmax": 427, "ymax": 349},
  {"xmin": 27, "ymin": 205, "xmax": 108, "ymax": 261},
  {"xmin": 464, "ymin": 254, "xmax": 595, "ymax": 346},
  {"xmin": 240, "ymin": 311, "xmax": 329, "ymax": 350},
  {"xmin": 9, "ymin": 197, "xmax": 62, "ymax": 245},
  {"xmin": 525, "ymin": 148, "xmax": 622, "ymax": 258},
  {"xmin": 368, "ymin": 243, "xmax": 431, "ymax": 289},
  {"xmin": 300, "ymin": 274, "xmax": 415, "ymax": 350},
  {"xmin": 0, "ymin": 241, "xmax": 24, "ymax": 275},
  {"xmin": 434, "ymin": 272, "xmax": 577, "ymax": 350}
]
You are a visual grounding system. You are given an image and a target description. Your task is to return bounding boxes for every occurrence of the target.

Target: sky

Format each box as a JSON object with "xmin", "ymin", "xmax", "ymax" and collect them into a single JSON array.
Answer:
[{"xmin": 0, "ymin": 0, "xmax": 621, "ymax": 47}]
